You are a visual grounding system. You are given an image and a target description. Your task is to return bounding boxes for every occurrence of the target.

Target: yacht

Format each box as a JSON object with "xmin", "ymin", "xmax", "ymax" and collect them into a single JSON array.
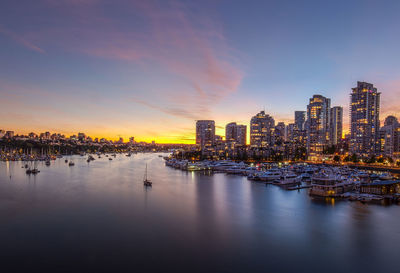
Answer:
[
  {"xmin": 309, "ymin": 170, "xmax": 354, "ymax": 197},
  {"xmin": 143, "ymin": 164, "xmax": 152, "ymax": 187},
  {"xmin": 259, "ymin": 170, "xmax": 282, "ymax": 181}
]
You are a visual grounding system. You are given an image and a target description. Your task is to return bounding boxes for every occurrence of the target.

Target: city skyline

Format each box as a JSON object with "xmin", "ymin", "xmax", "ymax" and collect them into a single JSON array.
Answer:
[{"xmin": 1, "ymin": 0, "xmax": 400, "ymax": 143}]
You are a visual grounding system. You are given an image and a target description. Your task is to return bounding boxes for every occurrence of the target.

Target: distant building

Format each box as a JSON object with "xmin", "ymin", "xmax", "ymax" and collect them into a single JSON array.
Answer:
[
  {"xmin": 295, "ymin": 111, "xmax": 306, "ymax": 130},
  {"xmin": 350, "ymin": 81, "xmax": 380, "ymax": 156},
  {"xmin": 129, "ymin": 137, "xmax": 135, "ymax": 144},
  {"xmin": 378, "ymin": 116, "xmax": 399, "ymax": 157},
  {"xmin": 225, "ymin": 122, "xmax": 237, "ymax": 143},
  {"xmin": 250, "ymin": 111, "xmax": 275, "ymax": 148},
  {"xmin": 275, "ymin": 122, "xmax": 285, "ymax": 143},
  {"xmin": 196, "ymin": 120, "xmax": 215, "ymax": 151},
  {"xmin": 40, "ymin": 131, "xmax": 51, "ymax": 139},
  {"xmin": 5, "ymin": 131, "xmax": 14, "ymax": 139},
  {"xmin": 236, "ymin": 125, "xmax": 247, "ymax": 146},
  {"xmin": 225, "ymin": 122, "xmax": 247, "ymax": 146},
  {"xmin": 330, "ymin": 106, "xmax": 343, "ymax": 145},
  {"xmin": 0, "ymin": 129, "xmax": 4, "ymax": 138},
  {"xmin": 306, "ymin": 95, "xmax": 331, "ymax": 159},
  {"xmin": 78, "ymin": 132, "xmax": 86, "ymax": 141},
  {"xmin": 286, "ymin": 123, "xmax": 295, "ymax": 142}
]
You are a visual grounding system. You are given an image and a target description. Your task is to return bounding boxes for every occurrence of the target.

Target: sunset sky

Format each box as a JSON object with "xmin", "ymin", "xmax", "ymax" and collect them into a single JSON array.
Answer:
[{"xmin": 1, "ymin": 0, "xmax": 399, "ymax": 143}]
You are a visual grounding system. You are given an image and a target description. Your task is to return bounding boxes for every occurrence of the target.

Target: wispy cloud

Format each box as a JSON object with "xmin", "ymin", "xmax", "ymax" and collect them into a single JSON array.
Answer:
[
  {"xmin": 34, "ymin": 0, "xmax": 243, "ymax": 121},
  {"xmin": 0, "ymin": 25, "xmax": 45, "ymax": 53}
]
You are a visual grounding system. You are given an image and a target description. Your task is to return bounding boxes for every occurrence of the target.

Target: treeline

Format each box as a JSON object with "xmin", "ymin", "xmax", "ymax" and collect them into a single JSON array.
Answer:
[{"xmin": 0, "ymin": 139, "xmax": 131, "ymax": 154}]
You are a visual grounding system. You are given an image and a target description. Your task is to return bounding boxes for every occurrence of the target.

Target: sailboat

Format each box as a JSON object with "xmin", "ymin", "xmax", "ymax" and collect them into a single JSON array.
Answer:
[{"xmin": 143, "ymin": 164, "xmax": 152, "ymax": 187}]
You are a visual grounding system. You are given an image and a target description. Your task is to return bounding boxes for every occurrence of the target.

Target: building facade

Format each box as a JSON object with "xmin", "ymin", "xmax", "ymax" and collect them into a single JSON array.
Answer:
[
  {"xmin": 196, "ymin": 120, "xmax": 215, "ymax": 151},
  {"xmin": 225, "ymin": 122, "xmax": 237, "ymax": 143},
  {"xmin": 306, "ymin": 95, "xmax": 331, "ymax": 159},
  {"xmin": 295, "ymin": 111, "xmax": 306, "ymax": 130},
  {"xmin": 250, "ymin": 111, "xmax": 275, "ymax": 148},
  {"xmin": 350, "ymin": 81, "xmax": 380, "ymax": 156},
  {"xmin": 225, "ymin": 122, "xmax": 247, "ymax": 146},
  {"xmin": 378, "ymin": 116, "xmax": 399, "ymax": 157},
  {"xmin": 330, "ymin": 106, "xmax": 343, "ymax": 145}
]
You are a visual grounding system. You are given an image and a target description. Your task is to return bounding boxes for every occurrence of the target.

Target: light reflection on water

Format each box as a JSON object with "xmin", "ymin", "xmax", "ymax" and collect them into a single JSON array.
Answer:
[{"xmin": 1, "ymin": 153, "xmax": 400, "ymax": 273}]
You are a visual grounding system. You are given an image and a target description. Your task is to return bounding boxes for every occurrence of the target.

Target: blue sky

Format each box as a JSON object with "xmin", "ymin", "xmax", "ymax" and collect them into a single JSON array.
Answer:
[{"xmin": 1, "ymin": 0, "xmax": 399, "ymax": 142}]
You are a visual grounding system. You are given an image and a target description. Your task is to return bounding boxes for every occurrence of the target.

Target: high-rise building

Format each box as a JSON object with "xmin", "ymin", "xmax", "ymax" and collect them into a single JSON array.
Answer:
[
  {"xmin": 250, "ymin": 111, "xmax": 275, "ymax": 148},
  {"xmin": 295, "ymin": 111, "xmax": 306, "ymax": 130},
  {"xmin": 350, "ymin": 81, "xmax": 380, "ymax": 156},
  {"xmin": 196, "ymin": 120, "xmax": 215, "ymax": 150},
  {"xmin": 330, "ymin": 106, "xmax": 343, "ymax": 145},
  {"xmin": 225, "ymin": 122, "xmax": 247, "ymax": 146},
  {"xmin": 275, "ymin": 122, "xmax": 286, "ymax": 143},
  {"xmin": 306, "ymin": 95, "xmax": 331, "ymax": 159},
  {"xmin": 225, "ymin": 122, "xmax": 237, "ymax": 143},
  {"xmin": 236, "ymin": 125, "xmax": 247, "ymax": 146},
  {"xmin": 378, "ymin": 116, "xmax": 399, "ymax": 157}
]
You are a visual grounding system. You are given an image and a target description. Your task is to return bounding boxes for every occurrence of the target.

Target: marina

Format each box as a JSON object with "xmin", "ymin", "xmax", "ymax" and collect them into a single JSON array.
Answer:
[{"xmin": 165, "ymin": 157, "xmax": 400, "ymax": 204}]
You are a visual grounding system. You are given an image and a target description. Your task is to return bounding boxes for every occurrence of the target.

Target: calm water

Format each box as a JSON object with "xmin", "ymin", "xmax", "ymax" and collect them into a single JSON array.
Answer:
[{"xmin": 1, "ymin": 153, "xmax": 400, "ymax": 273}]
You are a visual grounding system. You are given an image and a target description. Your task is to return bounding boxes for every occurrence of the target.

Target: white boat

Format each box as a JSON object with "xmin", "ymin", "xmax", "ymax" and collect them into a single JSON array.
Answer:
[{"xmin": 258, "ymin": 170, "xmax": 282, "ymax": 181}]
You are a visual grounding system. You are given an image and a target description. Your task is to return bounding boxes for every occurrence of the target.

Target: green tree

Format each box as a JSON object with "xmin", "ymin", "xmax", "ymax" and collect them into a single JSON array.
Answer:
[
  {"xmin": 333, "ymin": 155, "xmax": 340, "ymax": 163},
  {"xmin": 350, "ymin": 154, "xmax": 359, "ymax": 163},
  {"xmin": 366, "ymin": 155, "xmax": 376, "ymax": 164}
]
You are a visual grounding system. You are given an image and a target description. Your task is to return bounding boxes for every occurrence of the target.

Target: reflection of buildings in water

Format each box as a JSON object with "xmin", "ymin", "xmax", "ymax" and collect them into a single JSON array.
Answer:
[{"xmin": 348, "ymin": 204, "xmax": 374, "ymax": 256}]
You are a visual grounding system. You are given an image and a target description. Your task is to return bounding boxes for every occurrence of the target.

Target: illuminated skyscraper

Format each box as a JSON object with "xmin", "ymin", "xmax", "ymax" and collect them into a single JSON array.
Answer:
[
  {"xmin": 378, "ymin": 116, "xmax": 399, "ymax": 157},
  {"xmin": 250, "ymin": 111, "xmax": 275, "ymax": 148},
  {"xmin": 226, "ymin": 122, "xmax": 247, "ymax": 146},
  {"xmin": 330, "ymin": 106, "xmax": 343, "ymax": 145},
  {"xmin": 236, "ymin": 125, "xmax": 247, "ymax": 146},
  {"xmin": 295, "ymin": 111, "xmax": 306, "ymax": 130},
  {"xmin": 196, "ymin": 120, "xmax": 215, "ymax": 150},
  {"xmin": 350, "ymin": 82, "xmax": 380, "ymax": 156},
  {"xmin": 225, "ymin": 122, "xmax": 237, "ymax": 143},
  {"xmin": 306, "ymin": 95, "xmax": 331, "ymax": 159}
]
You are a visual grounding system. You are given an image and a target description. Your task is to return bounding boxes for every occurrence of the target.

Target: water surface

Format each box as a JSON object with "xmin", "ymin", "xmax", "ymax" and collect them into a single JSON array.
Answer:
[{"xmin": 1, "ymin": 153, "xmax": 400, "ymax": 272}]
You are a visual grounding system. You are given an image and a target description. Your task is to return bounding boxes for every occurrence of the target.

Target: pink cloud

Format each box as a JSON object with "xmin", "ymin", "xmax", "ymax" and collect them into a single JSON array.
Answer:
[{"xmin": 29, "ymin": 0, "xmax": 243, "ymax": 118}]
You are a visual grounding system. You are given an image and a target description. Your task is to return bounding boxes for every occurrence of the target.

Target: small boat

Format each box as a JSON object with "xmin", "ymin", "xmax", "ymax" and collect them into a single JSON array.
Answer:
[
  {"xmin": 26, "ymin": 168, "xmax": 40, "ymax": 175},
  {"xmin": 69, "ymin": 161, "xmax": 75, "ymax": 166},
  {"xmin": 109, "ymin": 158, "xmax": 113, "ymax": 161},
  {"xmin": 65, "ymin": 159, "xmax": 68, "ymax": 163},
  {"xmin": 143, "ymin": 164, "xmax": 152, "ymax": 187},
  {"xmin": 45, "ymin": 160, "xmax": 51, "ymax": 166}
]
